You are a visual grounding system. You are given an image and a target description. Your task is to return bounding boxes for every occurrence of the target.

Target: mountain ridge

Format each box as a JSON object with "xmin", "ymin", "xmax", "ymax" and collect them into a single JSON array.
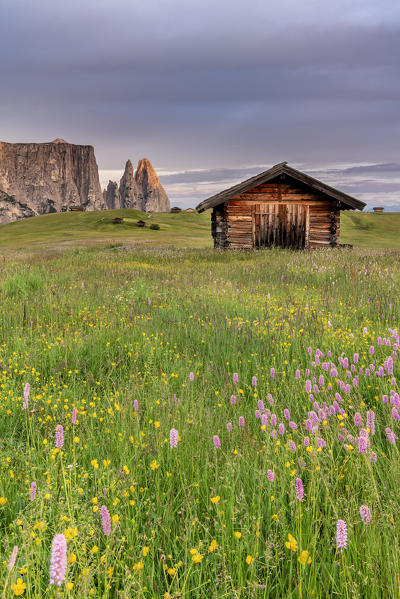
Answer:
[{"xmin": 0, "ymin": 140, "xmax": 170, "ymax": 224}]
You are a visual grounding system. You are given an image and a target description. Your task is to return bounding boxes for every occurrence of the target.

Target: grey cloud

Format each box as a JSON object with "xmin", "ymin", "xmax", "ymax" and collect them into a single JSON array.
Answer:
[
  {"xmin": 160, "ymin": 163, "xmax": 400, "ymax": 186},
  {"xmin": 155, "ymin": 162, "xmax": 400, "ymax": 210},
  {"xmin": 1, "ymin": 0, "xmax": 400, "ymax": 190},
  {"xmin": 334, "ymin": 163, "xmax": 400, "ymax": 175}
]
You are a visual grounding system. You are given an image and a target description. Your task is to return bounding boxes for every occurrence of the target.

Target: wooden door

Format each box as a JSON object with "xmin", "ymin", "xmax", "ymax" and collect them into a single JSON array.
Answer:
[{"xmin": 252, "ymin": 203, "xmax": 309, "ymax": 249}]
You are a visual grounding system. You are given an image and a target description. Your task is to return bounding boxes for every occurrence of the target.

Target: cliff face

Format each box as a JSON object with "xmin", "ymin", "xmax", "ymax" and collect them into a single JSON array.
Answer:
[
  {"xmin": 119, "ymin": 160, "xmax": 138, "ymax": 209},
  {"xmin": 0, "ymin": 190, "xmax": 36, "ymax": 224},
  {"xmin": 111, "ymin": 158, "xmax": 170, "ymax": 212},
  {"xmin": 0, "ymin": 140, "xmax": 171, "ymax": 224},
  {"xmin": 135, "ymin": 158, "xmax": 170, "ymax": 212},
  {"xmin": 0, "ymin": 139, "xmax": 105, "ymax": 223},
  {"xmin": 103, "ymin": 180, "xmax": 120, "ymax": 210}
]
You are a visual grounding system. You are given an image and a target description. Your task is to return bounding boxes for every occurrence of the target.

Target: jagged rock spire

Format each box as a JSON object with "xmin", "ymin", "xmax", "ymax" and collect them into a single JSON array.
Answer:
[
  {"xmin": 119, "ymin": 160, "xmax": 137, "ymax": 209},
  {"xmin": 104, "ymin": 180, "xmax": 120, "ymax": 210},
  {"xmin": 135, "ymin": 158, "xmax": 170, "ymax": 212}
]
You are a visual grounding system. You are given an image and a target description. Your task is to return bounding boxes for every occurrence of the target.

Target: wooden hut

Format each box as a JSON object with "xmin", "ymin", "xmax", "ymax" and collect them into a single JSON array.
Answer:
[
  {"xmin": 70, "ymin": 205, "xmax": 84, "ymax": 212},
  {"xmin": 372, "ymin": 207, "xmax": 384, "ymax": 214},
  {"xmin": 137, "ymin": 219, "xmax": 146, "ymax": 227},
  {"xmin": 196, "ymin": 162, "xmax": 366, "ymax": 249},
  {"xmin": 170, "ymin": 206, "xmax": 182, "ymax": 213}
]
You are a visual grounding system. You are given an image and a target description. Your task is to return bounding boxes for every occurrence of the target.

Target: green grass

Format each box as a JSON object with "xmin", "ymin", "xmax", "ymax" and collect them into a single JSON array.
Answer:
[
  {"xmin": 0, "ymin": 209, "xmax": 399, "ymax": 251},
  {"xmin": 0, "ymin": 244, "xmax": 399, "ymax": 597},
  {"xmin": 0, "ymin": 209, "xmax": 212, "ymax": 250},
  {"xmin": 340, "ymin": 212, "xmax": 400, "ymax": 248}
]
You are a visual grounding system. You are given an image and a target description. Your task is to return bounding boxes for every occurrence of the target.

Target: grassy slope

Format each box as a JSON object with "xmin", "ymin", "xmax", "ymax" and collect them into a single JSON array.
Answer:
[
  {"xmin": 0, "ymin": 209, "xmax": 212, "ymax": 250},
  {"xmin": 340, "ymin": 212, "xmax": 400, "ymax": 248},
  {"xmin": 0, "ymin": 246, "xmax": 399, "ymax": 597},
  {"xmin": 0, "ymin": 209, "xmax": 399, "ymax": 250}
]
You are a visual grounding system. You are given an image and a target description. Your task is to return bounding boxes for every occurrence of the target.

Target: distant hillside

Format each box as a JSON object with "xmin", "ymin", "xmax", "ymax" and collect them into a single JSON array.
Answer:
[
  {"xmin": 340, "ymin": 212, "xmax": 400, "ymax": 248},
  {"xmin": 0, "ymin": 209, "xmax": 211, "ymax": 249},
  {"xmin": 0, "ymin": 209, "xmax": 398, "ymax": 250}
]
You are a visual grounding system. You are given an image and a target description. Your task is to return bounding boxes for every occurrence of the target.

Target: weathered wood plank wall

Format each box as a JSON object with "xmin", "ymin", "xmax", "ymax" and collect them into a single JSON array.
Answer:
[{"xmin": 211, "ymin": 179, "xmax": 341, "ymax": 249}]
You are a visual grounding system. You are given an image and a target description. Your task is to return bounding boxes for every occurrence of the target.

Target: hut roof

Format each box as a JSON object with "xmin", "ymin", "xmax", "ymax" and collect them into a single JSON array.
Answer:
[{"xmin": 196, "ymin": 162, "xmax": 366, "ymax": 212}]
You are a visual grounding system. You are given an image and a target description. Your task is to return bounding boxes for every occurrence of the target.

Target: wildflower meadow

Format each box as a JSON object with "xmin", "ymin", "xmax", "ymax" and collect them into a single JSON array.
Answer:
[{"xmin": 0, "ymin": 246, "xmax": 399, "ymax": 598}]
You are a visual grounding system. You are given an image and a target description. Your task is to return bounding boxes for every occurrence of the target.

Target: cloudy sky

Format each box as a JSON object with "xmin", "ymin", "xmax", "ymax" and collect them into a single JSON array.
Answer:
[{"xmin": 1, "ymin": 0, "xmax": 400, "ymax": 209}]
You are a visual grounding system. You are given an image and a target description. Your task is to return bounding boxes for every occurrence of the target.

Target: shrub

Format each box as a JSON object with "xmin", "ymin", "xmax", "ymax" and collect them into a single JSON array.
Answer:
[{"xmin": 150, "ymin": 223, "xmax": 160, "ymax": 230}]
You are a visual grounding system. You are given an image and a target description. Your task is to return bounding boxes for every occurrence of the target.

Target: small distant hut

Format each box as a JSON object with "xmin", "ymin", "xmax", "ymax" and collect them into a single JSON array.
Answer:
[
  {"xmin": 196, "ymin": 162, "xmax": 366, "ymax": 249},
  {"xmin": 70, "ymin": 205, "xmax": 84, "ymax": 212},
  {"xmin": 372, "ymin": 207, "xmax": 384, "ymax": 214},
  {"xmin": 137, "ymin": 219, "xmax": 146, "ymax": 227},
  {"xmin": 112, "ymin": 217, "xmax": 123, "ymax": 224},
  {"xmin": 185, "ymin": 208, "xmax": 195, "ymax": 213},
  {"xmin": 170, "ymin": 206, "xmax": 182, "ymax": 213}
]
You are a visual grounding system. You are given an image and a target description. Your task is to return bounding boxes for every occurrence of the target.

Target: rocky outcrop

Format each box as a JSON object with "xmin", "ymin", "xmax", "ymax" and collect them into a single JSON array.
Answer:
[
  {"xmin": 135, "ymin": 158, "xmax": 170, "ymax": 212},
  {"xmin": 0, "ymin": 139, "xmax": 105, "ymax": 223},
  {"xmin": 119, "ymin": 160, "xmax": 138, "ymax": 209},
  {"xmin": 103, "ymin": 180, "xmax": 119, "ymax": 210},
  {"xmin": 116, "ymin": 158, "xmax": 170, "ymax": 212},
  {"xmin": 0, "ymin": 140, "xmax": 170, "ymax": 224},
  {"xmin": 0, "ymin": 190, "xmax": 36, "ymax": 224}
]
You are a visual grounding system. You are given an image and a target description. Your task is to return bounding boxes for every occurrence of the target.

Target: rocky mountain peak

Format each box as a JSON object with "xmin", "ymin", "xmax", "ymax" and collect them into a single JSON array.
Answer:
[
  {"xmin": 0, "ymin": 142, "xmax": 170, "ymax": 224},
  {"xmin": 0, "ymin": 139, "xmax": 105, "ymax": 224},
  {"xmin": 124, "ymin": 159, "xmax": 134, "ymax": 172},
  {"xmin": 103, "ymin": 180, "xmax": 119, "ymax": 210},
  {"xmin": 136, "ymin": 157, "xmax": 152, "ymax": 171},
  {"xmin": 135, "ymin": 158, "xmax": 170, "ymax": 212},
  {"xmin": 119, "ymin": 160, "xmax": 137, "ymax": 209}
]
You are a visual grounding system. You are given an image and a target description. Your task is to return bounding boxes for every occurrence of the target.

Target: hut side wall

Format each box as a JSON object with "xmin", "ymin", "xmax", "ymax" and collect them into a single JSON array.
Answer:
[
  {"xmin": 220, "ymin": 179, "xmax": 341, "ymax": 249},
  {"xmin": 211, "ymin": 204, "xmax": 229, "ymax": 248}
]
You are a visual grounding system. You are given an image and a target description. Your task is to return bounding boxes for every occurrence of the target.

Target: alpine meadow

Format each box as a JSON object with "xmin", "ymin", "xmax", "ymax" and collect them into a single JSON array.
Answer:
[
  {"xmin": 0, "ymin": 219, "xmax": 399, "ymax": 597},
  {"xmin": 2, "ymin": 0, "xmax": 400, "ymax": 595}
]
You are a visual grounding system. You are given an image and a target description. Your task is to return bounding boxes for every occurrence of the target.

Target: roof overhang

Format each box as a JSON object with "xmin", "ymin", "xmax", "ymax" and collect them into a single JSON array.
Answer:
[{"xmin": 196, "ymin": 162, "xmax": 366, "ymax": 212}]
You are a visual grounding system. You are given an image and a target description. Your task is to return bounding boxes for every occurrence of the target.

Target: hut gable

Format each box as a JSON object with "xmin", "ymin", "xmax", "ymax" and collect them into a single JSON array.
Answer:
[{"xmin": 196, "ymin": 162, "xmax": 366, "ymax": 250}]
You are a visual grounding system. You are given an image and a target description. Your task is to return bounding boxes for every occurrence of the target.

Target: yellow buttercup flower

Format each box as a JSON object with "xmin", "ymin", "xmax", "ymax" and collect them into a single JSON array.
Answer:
[
  {"xmin": 210, "ymin": 495, "xmax": 220, "ymax": 504},
  {"xmin": 246, "ymin": 555, "xmax": 253, "ymax": 565},
  {"xmin": 234, "ymin": 531, "xmax": 242, "ymax": 539},
  {"xmin": 12, "ymin": 578, "xmax": 26, "ymax": 596},
  {"xmin": 64, "ymin": 526, "xmax": 78, "ymax": 541},
  {"xmin": 192, "ymin": 552, "xmax": 203, "ymax": 564},
  {"xmin": 209, "ymin": 539, "xmax": 218, "ymax": 552},
  {"xmin": 285, "ymin": 533, "xmax": 298, "ymax": 552},
  {"xmin": 298, "ymin": 550, "xmax": 312, "ymax": 566}
]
